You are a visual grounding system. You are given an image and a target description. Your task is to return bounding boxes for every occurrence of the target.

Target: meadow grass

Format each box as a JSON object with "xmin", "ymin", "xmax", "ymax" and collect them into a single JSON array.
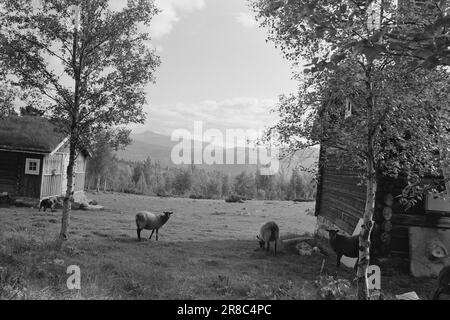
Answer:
[{"xmin": 0, "ymin": 192, "xmax": 437, "ymax": 300}]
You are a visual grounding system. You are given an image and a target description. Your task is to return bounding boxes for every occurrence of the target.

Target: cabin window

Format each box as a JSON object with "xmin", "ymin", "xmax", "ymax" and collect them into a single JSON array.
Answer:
[{"xmin": 25, "ymin": 158, "xmax": 40, "ymax": 175}]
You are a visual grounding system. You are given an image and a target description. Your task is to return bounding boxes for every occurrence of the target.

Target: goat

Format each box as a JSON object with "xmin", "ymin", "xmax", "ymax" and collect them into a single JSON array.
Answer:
[
  {"xmin": 135, "ymin": 211, "xmax": 173, "ymax": 241},
  {"xmin": 257, "ymin": 221, "xmax": 280, "ymax": 255},
  {"xmin": 433, "ymin": 265, "xmax": 450, "ymax": 300},
  {"xmin": 327, "ymin": 229, "xmax": 359, "ymax": 269}
]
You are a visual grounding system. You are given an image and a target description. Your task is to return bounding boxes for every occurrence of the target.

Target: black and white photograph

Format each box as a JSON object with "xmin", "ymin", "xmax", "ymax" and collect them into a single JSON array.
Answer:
[{"xmin": 0, "ymin": 0, "xmax": 449, "ymax": 306}]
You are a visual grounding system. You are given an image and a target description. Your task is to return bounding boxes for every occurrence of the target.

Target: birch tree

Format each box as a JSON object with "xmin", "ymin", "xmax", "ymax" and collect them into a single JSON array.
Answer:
[
  {"xmin": 0, "ymin": 0, "xmax": 160, "ymax": 245},
  {"xmin": 253, "ymin": 0, "xmax": 450, "ymax": 299}
]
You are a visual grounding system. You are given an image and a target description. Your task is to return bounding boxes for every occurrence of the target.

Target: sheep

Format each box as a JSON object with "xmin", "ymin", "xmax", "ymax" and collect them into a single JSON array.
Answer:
[
  {"xmin": 257, "ymin": 221, "xmax": 280, "ymax": 255},
  {"xmin": 135, "ymin": 211, "xmax": 173, "ymax": 241},
  {"xmin": 327, "ymin": 229, "xmax": 359, "ymax": 269},
  {"xmin": 39, "ymin": 198, "xmax": 56, "ymax": 212},
  {"xmin": 433, "ymin": 265, "xmax": 450, "ymax": 300}
]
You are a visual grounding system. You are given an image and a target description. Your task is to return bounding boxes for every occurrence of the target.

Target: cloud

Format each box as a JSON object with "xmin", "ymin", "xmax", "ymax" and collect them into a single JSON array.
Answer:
[
  {"xmin": 236, "ymin": 12, "xmax": 258, "ymax": 29},
  {"xmin": 150, "ymin": 0, "xmax": 206, "ymax": 40},
  {"xmin": 134, "ymin": 97, "xmax": 280, "ymax": 142},
  {"xmin": 109, "ymin": 0, "xmax": 205, "ymax": 40}
]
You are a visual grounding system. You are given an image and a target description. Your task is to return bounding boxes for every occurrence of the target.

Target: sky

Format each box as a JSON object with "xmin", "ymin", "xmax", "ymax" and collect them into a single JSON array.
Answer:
[{"xmin": 118, "ymin": 0, "xmax": 299, "ymax": 138}]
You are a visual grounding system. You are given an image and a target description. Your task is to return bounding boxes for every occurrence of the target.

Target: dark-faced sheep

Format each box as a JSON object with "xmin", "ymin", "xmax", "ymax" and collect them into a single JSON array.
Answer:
[
  {"xmin": 433, "ymin": 265, "xmax": 450, "ymax": 300},
  {"xmin": 39, "ymin": 198, "xmax": 56, "ymax": 212},
  {"xmin": 135, "ymin": 211, "xmax": 173, "ymax": 241},
  {"xmin": 257, "ymin": 221, "xmax": 280, "ymax": 255},
  {"xmin": 327, "ymin": 229, "xmax": 359, "ymax": 269}
]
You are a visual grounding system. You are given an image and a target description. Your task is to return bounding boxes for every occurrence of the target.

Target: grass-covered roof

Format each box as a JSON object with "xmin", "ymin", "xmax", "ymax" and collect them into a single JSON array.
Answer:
[{"xmin": 0, "ymin": 116, "xmax": 65, "ymax": 153}]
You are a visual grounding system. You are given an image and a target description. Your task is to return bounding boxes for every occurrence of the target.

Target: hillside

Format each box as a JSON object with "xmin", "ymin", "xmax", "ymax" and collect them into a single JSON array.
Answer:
[{"xmin": 116, "ymin": 131, "xmax": 319, "ymax": 176}]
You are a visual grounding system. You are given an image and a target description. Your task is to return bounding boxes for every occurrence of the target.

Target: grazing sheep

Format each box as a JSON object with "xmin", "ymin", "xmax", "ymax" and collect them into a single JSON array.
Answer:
[
  {"xmin": 327, "ymin": 229, "xmax": 359, "ymax": 269},
  {"xmin": 257, "ymin": 221, "xmax": 280, "ymax": 255},
  {"xmin": 433, "ymin": 265, "xmax": 450, "ymax": 300},
  {"xmin": 39, "ymin": 198, "xmax": 56, "ymax": 212},
  {"xmin": 135, "ymin": 211, "xmax": 173, "ymax": 241}
]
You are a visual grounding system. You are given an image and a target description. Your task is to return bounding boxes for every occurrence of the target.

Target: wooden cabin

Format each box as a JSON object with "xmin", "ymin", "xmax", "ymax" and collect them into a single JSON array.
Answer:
[
  {"xmin": 0, "ymin": 116, "xmax": 88, "ymax": 201},
  {"xmin": 315, "ymin": 147, "xmax": 450, "ymax": 276}
]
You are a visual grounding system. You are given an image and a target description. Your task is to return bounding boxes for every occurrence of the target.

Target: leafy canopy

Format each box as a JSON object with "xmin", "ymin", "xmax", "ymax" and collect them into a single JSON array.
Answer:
[
  {"xmin": 0, "ymin": 0, "xmax": 160, "ymax": 148},
  {"xmin": 253, "ymin": 0, "xmax": 450, "ymax": 69}
]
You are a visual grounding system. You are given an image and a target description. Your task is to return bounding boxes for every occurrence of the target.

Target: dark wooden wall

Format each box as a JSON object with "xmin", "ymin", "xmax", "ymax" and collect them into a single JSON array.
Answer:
[
  {"xmin": 0, "ymin": 151, "xmax": 43, "ymax": 198},
  {"xmin": 0, "ymin": 151, "xmax": 19, "ymax": 195},
  {"xmin": 316, "ymin": 150, "xmax": 366, "ymax": 234},
  {"xmin": 316, "ymin": 149, "xmax": 446, "ymax": 258}
]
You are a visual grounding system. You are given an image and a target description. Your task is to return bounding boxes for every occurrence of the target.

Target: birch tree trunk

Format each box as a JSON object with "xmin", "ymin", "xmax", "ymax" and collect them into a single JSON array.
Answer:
[
  {"xmin": 438, "ymin": 107, "xmax": 450, "ymax": 198},
  {"xmin": 357, "ymin": 156, "xmax": 377, "ymax": 299},
  {"xmin": 58, "ymin": 138, "xmax": 76, "ymax": 245},
  {"xmin": 357, "ymin": 64, "xmax": 377, "ymax": 300},
  {"xmin": 57, "ymin": 25, "xmax": 80, "ymax": 247}
]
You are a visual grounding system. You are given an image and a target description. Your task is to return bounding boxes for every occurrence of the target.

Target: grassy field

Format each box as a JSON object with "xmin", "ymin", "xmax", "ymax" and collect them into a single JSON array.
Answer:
[{"xmin": 0, "ymin": 192, "xmax": 437, "ymax": 300}]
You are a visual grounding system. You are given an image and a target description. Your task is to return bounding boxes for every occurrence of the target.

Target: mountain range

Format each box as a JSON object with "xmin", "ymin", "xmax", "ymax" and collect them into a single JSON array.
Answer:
[{"xmin": 116, "ymin": 131, "xmax": 319, "ymax": 176}]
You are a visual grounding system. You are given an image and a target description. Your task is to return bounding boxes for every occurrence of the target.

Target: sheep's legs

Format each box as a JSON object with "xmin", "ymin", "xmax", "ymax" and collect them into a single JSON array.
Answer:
[
  {"xmin": 353, "ymin": 259, "xmax": 359, "ymax": 271},
  {"xmin": 156, "ymin": 229, "xmax": 159, "ymax": 241},
  {"xmin": 137, "ymin": 228, "xmax": 141, "ymax": 241},
  {"xmin": 266, "ymin": 242, "xmax": 270, "ymax": 253},
  {"xmin": 149, "ymin": 230, "xmax": 155, "ymax": 240},
  {"xmin": 274, "ymin": 241, "xmax": 277, "ymax": 256},
  {"xmin": 336, "ymin": 255, "xmax": 342, "ymax": 268}
]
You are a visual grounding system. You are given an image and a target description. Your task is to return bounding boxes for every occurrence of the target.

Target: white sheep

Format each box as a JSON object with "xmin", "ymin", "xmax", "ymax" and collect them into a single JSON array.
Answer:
[
  {"xmin": 257, "ymin": 221, "xmax": 280, "ymax": 255},
  {"xmin": 135, "ymin": 211, "xmax": 173, "ymax": 241}
]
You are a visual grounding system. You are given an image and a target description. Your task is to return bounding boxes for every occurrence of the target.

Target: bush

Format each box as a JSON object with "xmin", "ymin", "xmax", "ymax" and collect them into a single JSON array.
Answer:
[{"xmin": 225, "ymin": 195, "xmax": 245, "ymax": 203}]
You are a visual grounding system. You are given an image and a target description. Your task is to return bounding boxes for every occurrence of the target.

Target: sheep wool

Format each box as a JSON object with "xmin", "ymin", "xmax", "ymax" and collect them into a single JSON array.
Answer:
[
  {"xmin": 327, "ymin": 229, "xmax": 359, "ymax": 269},
  {"xmin": 257, "ymin": 221, "xmax": 280, "ymax": 255},
  {"xmin": 136, "ymin": 211, "xmax": 173, "ymax": 241}
]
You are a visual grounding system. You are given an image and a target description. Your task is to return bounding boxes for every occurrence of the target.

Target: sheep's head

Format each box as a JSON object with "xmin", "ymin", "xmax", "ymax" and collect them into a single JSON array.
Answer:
[
  {"xmin": 163, "ymin": 211, "xmax": 174, "ymax": 218},
  {"xmin": 326, "ymin": 229, "xmax": 339, "ymax": 241},
  {"xmin": 256, "ymin": 235, "xmax": 265, "ymax": 248}
]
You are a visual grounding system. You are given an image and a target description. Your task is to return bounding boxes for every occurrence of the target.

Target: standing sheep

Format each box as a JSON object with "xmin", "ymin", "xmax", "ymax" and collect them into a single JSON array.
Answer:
[
  {"xmin": 135, "ymin": 211, "xmax": 173, "ymax": 241},
  {"xmin": 327, "ymin": 229, "xmax": 359, "ymax": 269},
  {"xmin": 257, "ymin": 221, "xmax": 280, "ymax": 255}
]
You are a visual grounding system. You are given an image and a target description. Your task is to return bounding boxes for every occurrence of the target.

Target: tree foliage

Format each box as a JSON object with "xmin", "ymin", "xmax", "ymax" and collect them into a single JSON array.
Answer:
[
  {"xmin": 0, "ymin": 84, "xmax": 17, "ymax": 118},
  {"xmin": 252, "ymin": 0, "xmax": 450, "ymax": 299},
  {"xmin": 0, "ymin": 0, "xmax": 160, "ymax": 242},
  {"xmin": 87, "ymin": 129, "xmax": 131, "ymax": 191},
  {"xmin": 253, "ymin": 0, "xmax": 449, "ymax": 69},
  {"xmin": 87, "ymin": 156, "xmax": 316, "ymax": 201}
]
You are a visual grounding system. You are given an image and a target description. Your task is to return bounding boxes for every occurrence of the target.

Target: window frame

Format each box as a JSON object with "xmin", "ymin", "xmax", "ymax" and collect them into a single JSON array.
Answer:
[{"xmin": 25, "ymin": 158, "xmax": 41, "ymax": 176}]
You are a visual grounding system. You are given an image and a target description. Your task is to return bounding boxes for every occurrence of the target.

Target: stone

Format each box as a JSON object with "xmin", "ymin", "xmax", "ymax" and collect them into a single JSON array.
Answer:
[{"xmin": 296, "ymin": 242, "xmax": 313, "ymax": 256}]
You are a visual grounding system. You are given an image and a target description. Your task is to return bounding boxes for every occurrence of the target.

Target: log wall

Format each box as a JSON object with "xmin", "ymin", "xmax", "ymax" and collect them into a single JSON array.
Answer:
[
  {"xmin": 317, "ymin": 151, "xmax": 366, "ymax": 234},
  {"xmin": 0, "ymin": 150, "xmax": 43, "ymax": 198},
  {"xmin": 316, "ymin": 149, "xmax": 443, "ymax": 258}
]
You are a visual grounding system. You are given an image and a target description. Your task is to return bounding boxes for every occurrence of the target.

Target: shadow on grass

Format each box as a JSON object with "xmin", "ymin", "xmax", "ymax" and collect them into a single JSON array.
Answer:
[{"xmin": 0, "ymin": 232, "xmax": 439, "ymax": 300}]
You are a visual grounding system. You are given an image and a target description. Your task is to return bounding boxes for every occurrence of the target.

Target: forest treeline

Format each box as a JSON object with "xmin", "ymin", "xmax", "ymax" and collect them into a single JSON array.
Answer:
[{"xmin": 85, "ymin": 155, "xmax": 316, "ymax": 201}]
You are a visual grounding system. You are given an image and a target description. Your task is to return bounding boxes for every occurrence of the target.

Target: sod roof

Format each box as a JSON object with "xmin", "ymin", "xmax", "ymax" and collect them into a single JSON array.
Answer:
[{"xmin": 0, "ymin": 116, "xmax": 65, "ymax": 154}]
